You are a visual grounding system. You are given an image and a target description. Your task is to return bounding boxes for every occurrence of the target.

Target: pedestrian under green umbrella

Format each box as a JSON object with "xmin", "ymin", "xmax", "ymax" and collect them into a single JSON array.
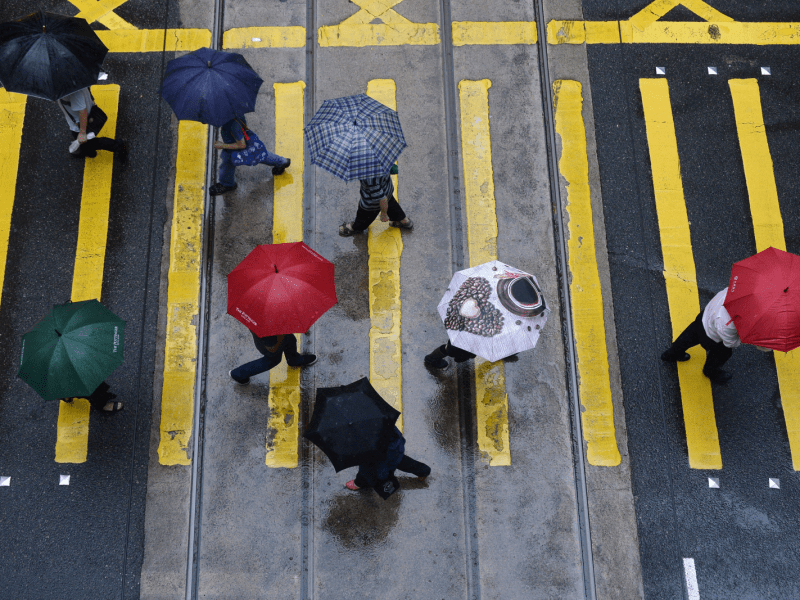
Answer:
[{"xmin": 18, "ymin": 299, "xmax": 125, "ymax": 411}]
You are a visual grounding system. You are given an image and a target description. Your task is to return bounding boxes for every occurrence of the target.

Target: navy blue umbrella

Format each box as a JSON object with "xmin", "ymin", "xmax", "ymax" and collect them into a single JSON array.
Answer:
[
  {"xmin": 305, "ymin": 94, "xmax": 406, "ymax": 181},
  {"xmin": 161, "ymin": 47, "xmax": 263, "ymax": 127}
]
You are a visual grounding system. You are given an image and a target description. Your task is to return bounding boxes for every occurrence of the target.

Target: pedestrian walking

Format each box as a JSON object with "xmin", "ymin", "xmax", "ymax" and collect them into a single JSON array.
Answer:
[
  {"xmin": 345, "ymin": 426, "xmax": 431, "ymax": 499},
  {"xmin": 60, "ymin": 381, "xmax": 122, "ymax": 413},
  {"xmin": 660, "ymin": 287, "xmax": 740, "ymax": 383},
  {"xmin": 424, "ymin": 340, "xmax": 475, "ymax": 369},
  {"xmin": 209, "ymin": 115, "xmax": 290, "ymax": 196},
  {"xmin": 58, "ymin": 87, "xmax": 127, "ymax": 160},
  {"xmin": 338, "ymin": 169, "xmax": 413, "ymax": 236},
  {"xmin": 229, "ymin": 332, "xmax": 316, "ymax": 384}
]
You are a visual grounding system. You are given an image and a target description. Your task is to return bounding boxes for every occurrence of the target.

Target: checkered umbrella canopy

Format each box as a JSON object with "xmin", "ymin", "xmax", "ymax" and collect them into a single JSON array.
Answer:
[{"xmin": 305, "ymin": 94, "xmax": 406, "ymax": 181}]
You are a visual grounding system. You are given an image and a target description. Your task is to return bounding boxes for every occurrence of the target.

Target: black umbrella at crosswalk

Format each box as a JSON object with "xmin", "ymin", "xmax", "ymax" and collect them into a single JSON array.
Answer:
[{"xmin": 303, "ymin": 377, "xmax": 400, "ymax": 472}]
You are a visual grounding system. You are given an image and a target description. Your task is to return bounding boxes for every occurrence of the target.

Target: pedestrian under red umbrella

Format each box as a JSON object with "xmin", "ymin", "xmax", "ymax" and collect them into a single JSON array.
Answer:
[{"xmin": 229, "ymin": 333, "xmax": 315, "ymax": 385}]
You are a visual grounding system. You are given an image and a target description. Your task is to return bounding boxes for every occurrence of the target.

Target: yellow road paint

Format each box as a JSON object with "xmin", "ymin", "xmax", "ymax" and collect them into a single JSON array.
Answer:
[
  {"xmin": 158, "ymin": 121, "xmax": 208, "ymax": 466},
  {"xmin": 55, "ymin": 85, "xmax": 120, "ymax": 464},
  {"xmin": 459, "ymin": 79, "xmax": 510, "ymax": 466},
  {"xmin": 71, "ymin": 86, "xmax": 120, "ymax": 303},
  {"xmin": 70, "ymin": 0, "xmax": 136, "ymax": 30},
  {"xmin": 367, "ymin": 79, "xmax": 404, "ymax": 432},
  {"xmin": 55, "ymin": 399, "xmax": 92, "ymax": 463},
  {"xmin": 265, "ymin": 82, "xmax": 306, "ymax": 468},
  {"xmin": 98, "ymin": 29, "xmax": 211, "ymax": 53},
  {"xmin": 223, "ymin": 27, "xmax": 306, "ymax": 49},
  {"xmin": 640, "ymin": 78, "xmax": 721, "ymax": 470},
  {"xmin": 553, "ymin": 80, "xmax": 620, "ymax": 467},
  {"xmin": 729, "ymin": 79, "xmax": 800, "ymax": 470},
  {"xmin": 452, "ymin": 21, "xmax": 537, "ymax": 46},
  {"xmin": 0, "ymin": 91, "xmax": 27, "ymax": 314},
  {"xmin": 548, "ymin": 0, "xmax": 800, "ymax": 45},
  {"xmin": 318, "ymin": 0, "xmax": 439, "ymax": 47}
]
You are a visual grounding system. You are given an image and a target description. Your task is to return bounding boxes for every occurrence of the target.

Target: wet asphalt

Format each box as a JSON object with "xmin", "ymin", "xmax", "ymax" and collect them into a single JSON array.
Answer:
[{"xmin": 584, "ymin": 0, "xmax": 800, "ymax": 598}]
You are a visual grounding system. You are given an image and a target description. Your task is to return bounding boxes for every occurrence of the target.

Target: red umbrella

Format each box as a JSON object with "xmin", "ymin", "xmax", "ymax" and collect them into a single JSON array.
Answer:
[
  {"xmin": 227, "ymin": 242, "xmax": 337, "ymax": 336},
  {"xmin": 724, "ymin": 247, "xmax": 800, "ymax": 352}
]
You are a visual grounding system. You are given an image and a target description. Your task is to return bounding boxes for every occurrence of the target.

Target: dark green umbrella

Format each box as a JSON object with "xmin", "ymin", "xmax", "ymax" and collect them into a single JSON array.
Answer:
[{"xmin": 18, "ymin": 300, "xmax": 125, "ymax": 401}]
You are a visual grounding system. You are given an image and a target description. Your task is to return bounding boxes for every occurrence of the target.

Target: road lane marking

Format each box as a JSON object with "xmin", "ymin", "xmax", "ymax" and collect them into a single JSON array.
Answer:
[
  {"xmin": 55, "ymin": 85, "xmax": 120, "ymax": 464},
  {"xmin": 0, "ymin": 91, "xmax": 26, "ymax": 314},
  {"xmin": 452, "ymin": 22, "xmax": 537, "ymax": 46},
  {"xmin": 547, "ymin": 0, "xmax": 800, "ymax": 46},
  {"xmin": 223, "ymin": 27, "xmax": 306, "ymax": 49},
  {"xmin": 367, "ymin": 79, "xmax": 404, "ymax": 432},
  {"xmin": 729, "ymin": 78, "xmax": 800, "ymax": 471},
  {"xmin": 158, "ymin": 121, "xmax": 208, "ymax": 466},
  {"xmin": 70, "ymin": 0, "xmax": 136, "ymax": 30},
  {"xmin": 640, "ymin": 78, "xmax": 722, "ymax": 470},
  {"xmin": 683, "ymin": 558, "xmax": 701, "ymax": 600},
  {"xmin": 318, "ymin": 0, "xmax": 439, "ymax": 47},
  {"xmin": 97, "ymin": 29, "xmax": 211, "ymax": 53},
  {"xmin": 552, "ymin": 80, "xmax": 620, "ymax": 467},
  {"xmin": 459, "ymin": 79, "xmax": 510, "ymax": 466},
  {"xmin": 265, "ymin": 82, "xmax": 306, "ymax": 468}
]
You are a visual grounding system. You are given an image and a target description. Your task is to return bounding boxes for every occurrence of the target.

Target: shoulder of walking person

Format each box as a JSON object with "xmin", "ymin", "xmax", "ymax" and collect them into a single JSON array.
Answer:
[{"xmin": 59, "ymin": 87, "xmax": 93, "ymax": 111}]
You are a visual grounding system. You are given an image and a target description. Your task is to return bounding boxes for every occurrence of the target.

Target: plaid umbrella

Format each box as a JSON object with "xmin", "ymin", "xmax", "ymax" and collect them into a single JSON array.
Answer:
[{"xmin": 305, "ymin": 94, "xmax": 406, "ymax": 181}]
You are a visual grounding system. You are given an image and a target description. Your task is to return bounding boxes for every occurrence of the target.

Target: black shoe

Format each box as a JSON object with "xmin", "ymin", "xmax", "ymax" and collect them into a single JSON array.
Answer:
[
  {"xmin": 298, "ymin": 354, "xmax": 317, "ymax": 367},
  {"xmin": 703, "ymin": 369, "xmax": 732, "ymax": 384},
  {"xmin": 661, "ymin": 350, "xmax": 690, "ymax": 362},
  {"xmin": 229, "ymin": 370, "xmax": 250, "ymax": 385},
  {"xmin": 210, "ymin": 182, "xmax": 238, "ymax": 196},
  {"xmin": 424, "ymin": 356, "xmax": 448, "ymax": 369},
  {"xmin": 81, "ymin": 149, "xmax": 98, "ymax": 158},
  {"xmin": 272, "ymin": 158, "xmax": 290, "ymax": 176}
]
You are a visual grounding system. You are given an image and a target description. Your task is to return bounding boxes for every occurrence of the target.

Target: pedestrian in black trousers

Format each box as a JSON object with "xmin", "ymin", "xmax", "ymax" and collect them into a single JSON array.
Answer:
[
  {"xmin": 60, "ymin": 381, "xmax": 123, "ymax": 412},
  {"xmin": 346, "ymin": 426, "xmax": 430, "ymax": 498},
  {"xmin": 339, "ymin": 171, "xmax": 413, "ymax": 236},
  {"xmin": 229, "ymin": 332, "xmax": 316, "ymax": 384},
  {"xmin": 424, "ymin": 341, "xmax": 476, "ymax": 369},
  {"xmin": 661, "ymin": 287, "xmax": 740, "ymax": 383}
]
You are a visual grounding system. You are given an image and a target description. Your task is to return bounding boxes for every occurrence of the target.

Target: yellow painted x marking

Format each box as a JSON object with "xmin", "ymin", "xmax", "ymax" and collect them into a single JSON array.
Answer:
[
  {"xmin": 341, "ymin": 0, "xmax": 413, "ymax": 26},
  {"xmin": 69, "ymin": 0, "xmax": 137, "ymax": 30},
  {"xmin": 318, "ymin": 0, "xmax": 439, "ymax": 47},
  {"xmin": 628, "ymin": 0, "xmax": 732, "ymax": 31}
]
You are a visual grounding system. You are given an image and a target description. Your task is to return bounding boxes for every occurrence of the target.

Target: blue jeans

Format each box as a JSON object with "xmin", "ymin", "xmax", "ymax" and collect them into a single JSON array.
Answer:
[
  {"xmin": 218, "ymin": 148, "xmax": 289, "ymax": 187},
  {"xmin": 231, "ymin": 335, "xmax": 302, "ymax": 381}
]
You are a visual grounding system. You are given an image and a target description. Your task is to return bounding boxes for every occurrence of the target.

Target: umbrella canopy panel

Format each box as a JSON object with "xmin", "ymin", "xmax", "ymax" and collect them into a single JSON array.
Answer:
[
  {"xmin": 437, "ymin": 261, "xmax": 550, "ymax": 362},
  {"xmin": 18, "ymin": 299, "xmax": 125, "ymax": 401},
  {"xmin": 304, "ymin": 378, "xmax": 400, "ymax": 472},
  {"xmin": 0, "ymin": 11, "xmax": 108, "ymax": 101},
  {"xmin": 725, "ymin": 247, "xmax": 800, "ymax": 352},
  {"xmin": 305, "ymin": 94, "xmax": 406, "ymax": 181},
  {"xmin": 227, "ymin": 242, "xmax": 337, "ymax": 337},
  {"xmin": 161, "ymin": 47, "xmax": 263, "ymax": 127}
]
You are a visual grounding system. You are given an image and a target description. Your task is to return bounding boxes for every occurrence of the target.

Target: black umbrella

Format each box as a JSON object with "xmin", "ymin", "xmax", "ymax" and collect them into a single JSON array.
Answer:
[
  {"xmin": 303, "ymin": 377, "xmax": 400, "ymax": 472},
  {"xmin": 0, "ymin": 11, "xmax": 108, "ymax": 101}
]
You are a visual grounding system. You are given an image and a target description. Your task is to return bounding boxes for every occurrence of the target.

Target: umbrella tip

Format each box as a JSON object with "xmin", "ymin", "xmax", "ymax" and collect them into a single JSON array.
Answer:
[
  {"xmin": 275, "ymin": 265, "xmax": 278, "ymax": 273},
  {"xmin": 208, "ymin": 61, "xmax": 212, "ymax": 67},
  {"xmin": 785, "ymin": 287, "xmax": 789, "ymax": 293},
  {"xmin": 55, "ymin": 329, "xmax": 61, "ymax": 337}
]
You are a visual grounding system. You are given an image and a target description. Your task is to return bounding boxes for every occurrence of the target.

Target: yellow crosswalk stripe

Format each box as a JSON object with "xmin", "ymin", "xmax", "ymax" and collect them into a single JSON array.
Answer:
[
  {"xmin": 56, "ymin": 85, "xmax": 121, "ymax": 464},
  {"xmin": 552, "ymin": 80, "xmax": 620, "ymax": 466},
  {"xmin": 458, "ymin": 79, "xmax": 510, "ymax": 466},
  {"xmin": 640, "ymin": 78, "xmax": 722, "ymax": 470},
  {"xmin": 729, "ymin": 78, "xmax": 800, "ymax": 471},
  {"xmin": 97, "ymin": 29, "xmax": 211, "ymax": 53},
  {"xmin": 222, "ymin": 27, "xmax": 306, "ymax": 49},
  {"xmin": 265, "ymin": 82, "xmax": 306, "ymax": 468},
  {"xmin": 158, "ymin": 121, "xmax": 208, "ymax": 466},
  {"xmin": 452, "ymin": 22, "xmax": 537, "ymax": 46},
  {"xmin": 0, "ymin": 91, "xmax": 27, "ymax": 314},
  {"xmin": 367, "ymin": 79, "xmax": 404, "ymax": 432}
]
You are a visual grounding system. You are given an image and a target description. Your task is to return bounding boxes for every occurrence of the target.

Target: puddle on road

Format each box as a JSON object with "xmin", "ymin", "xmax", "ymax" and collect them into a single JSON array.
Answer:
[
  {"xmin": 323, "ymin": 491, "xmax": 400, "ymax": 550},
  {"xmin": 333, "ymin": 245, "xmax": 369, "ymax": 322}
]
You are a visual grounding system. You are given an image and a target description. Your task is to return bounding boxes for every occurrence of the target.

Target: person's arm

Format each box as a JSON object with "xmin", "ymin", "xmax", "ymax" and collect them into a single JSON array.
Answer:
[
  {"xmin": 379, "ymin": 197, "xmax": 389, "ymax": 222},
  {"xmin": 213, "ymin": 121, "xmax": 247, "ymax": 150},
  {"xmin": 77, "ymin": 109, "xmax": 89, "ymax": 143}
]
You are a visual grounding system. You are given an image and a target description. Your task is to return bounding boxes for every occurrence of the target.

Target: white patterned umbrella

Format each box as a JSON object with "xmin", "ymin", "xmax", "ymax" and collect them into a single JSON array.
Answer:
[{"xmin": 437, "ymin": 261, "xmax": 550, "ymax": 362}]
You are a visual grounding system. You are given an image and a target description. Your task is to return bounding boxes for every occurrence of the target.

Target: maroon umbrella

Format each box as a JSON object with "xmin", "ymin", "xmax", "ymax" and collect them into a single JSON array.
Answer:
[
  {"xmin": 724, "ymin": 247, "xmax": 800, "ymax": 352},
  {"xmin": 227, "ymin": 242, "xmax": 337, "ymax": 337}
]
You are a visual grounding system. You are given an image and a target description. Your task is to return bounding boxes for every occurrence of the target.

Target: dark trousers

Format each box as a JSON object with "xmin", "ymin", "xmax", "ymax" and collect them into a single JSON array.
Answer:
[
  {"xmin": 70, "ymin": 131, "xmax": 122, "ymax": 156},
  {"xmin": 87, "ymin": 381, "xmax": 115, "ymax": 411},
  {"xmin": 352, "ymin": 195, "xmax": 406, "ymax": 232},
  {"xmin": 426, "ymin": 341, "xmax": 476, "ymax": 364},
  {"xmin": 231, "ymin": 335, "xmax": 303, "ymax": 381},
  {"xmin": 667, "ymin": 312, "xmax": 733, "ymax": 373},
  {"xmin": 354, "ymin": 455, "xmax": 431, "ymax": 488}
]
